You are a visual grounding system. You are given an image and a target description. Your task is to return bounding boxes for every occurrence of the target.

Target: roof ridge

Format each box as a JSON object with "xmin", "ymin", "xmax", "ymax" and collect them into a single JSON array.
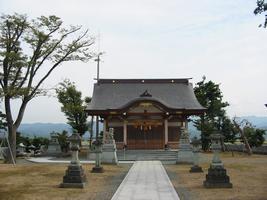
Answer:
[{"xmin": 97, "ymin": 79, "xmax": 191, "ymax": 84}]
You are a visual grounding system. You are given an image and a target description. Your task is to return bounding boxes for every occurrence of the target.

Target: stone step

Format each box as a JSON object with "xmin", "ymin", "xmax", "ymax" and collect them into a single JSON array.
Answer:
[{"xmin": 117, "ymin": 150, "xmax": 178, "ymax": 161}]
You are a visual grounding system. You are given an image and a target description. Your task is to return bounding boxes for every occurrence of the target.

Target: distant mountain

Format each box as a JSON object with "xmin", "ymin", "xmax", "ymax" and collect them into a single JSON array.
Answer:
[
  {"xmin": 17, "ymin": 116, "xmax": 267, "ymax": 139},
  {"xmin": 18, "ymin": 123, "xmax": 72, "ymax": 138},
  {"xmin": 238, "ymin": 116, "xmax": 267, "ymax": 130}
]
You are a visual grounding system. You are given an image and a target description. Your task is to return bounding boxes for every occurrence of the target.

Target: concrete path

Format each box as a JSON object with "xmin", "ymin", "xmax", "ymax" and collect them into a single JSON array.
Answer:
[{"xmin": 111, "ymin": 161, "xmax": 180, "ymax": 200}]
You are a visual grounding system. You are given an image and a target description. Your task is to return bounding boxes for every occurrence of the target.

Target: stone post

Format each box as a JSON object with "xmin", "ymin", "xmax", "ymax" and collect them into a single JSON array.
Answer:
[
  {"xmin": 176, "ymin": 127, "xmax": 193, "ymax": 164},
  {"xmin": 189, "ymin": 137, "xmax": 203, "ymax": 173},
  {"xmin": 203, "ymin": 132, "xmax": 233, "ymax": 188},
  {"xmin": 60, "ymin": 133, "xmax": 87, "ymax": 188},
  {"xmin": 91, "ymin": 139, "xmax": 104, "ymax": 173}
]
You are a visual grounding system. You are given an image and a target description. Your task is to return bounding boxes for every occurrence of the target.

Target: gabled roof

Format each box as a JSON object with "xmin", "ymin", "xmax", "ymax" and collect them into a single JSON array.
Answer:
[{"xmin": 86, "ymin": 79, "xmax": 205, "ymax": 114}]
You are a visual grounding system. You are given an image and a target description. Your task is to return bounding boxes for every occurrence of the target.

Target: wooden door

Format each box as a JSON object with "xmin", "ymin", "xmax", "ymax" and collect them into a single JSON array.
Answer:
[{"xmin": 127, "ymin": 125, "xmax": 164, "ymax": 149}]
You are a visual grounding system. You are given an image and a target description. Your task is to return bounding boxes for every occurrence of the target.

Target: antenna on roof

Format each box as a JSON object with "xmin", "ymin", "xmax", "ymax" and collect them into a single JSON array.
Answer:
[{"xmin": 94, "ymin": 31, "xmax": 105, "ymax": 84}]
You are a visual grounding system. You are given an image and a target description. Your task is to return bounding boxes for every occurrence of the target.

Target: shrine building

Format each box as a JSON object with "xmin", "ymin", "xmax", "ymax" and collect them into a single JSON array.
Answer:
[{"xmin": 86, "ymin": 79, "xmax": 205, "ymax": 150}]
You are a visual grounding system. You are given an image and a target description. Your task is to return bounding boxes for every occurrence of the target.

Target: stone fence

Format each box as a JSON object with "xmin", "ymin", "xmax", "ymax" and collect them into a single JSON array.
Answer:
[{"xmin": 225, "ymin": 144, "xmax": 267, "ymax": 155}]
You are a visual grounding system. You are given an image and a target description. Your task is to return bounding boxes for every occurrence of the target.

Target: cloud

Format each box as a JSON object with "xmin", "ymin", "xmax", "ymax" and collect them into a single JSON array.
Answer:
[{"xmin": 1, "ymin": 0, "xmax": 267, "ymax": 122}]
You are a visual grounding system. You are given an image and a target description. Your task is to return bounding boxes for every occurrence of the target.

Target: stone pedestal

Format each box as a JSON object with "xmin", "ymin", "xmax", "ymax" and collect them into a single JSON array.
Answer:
[
  {"xmin": 61, "ymin": 165, "xmax": 87, "ymax": 188},
  {"xmin": 203, "ymin": 167, "xmax": 232, "ymax": 188},
  {"xmin": 46, "ymin": 132, "xmax": 61, "ymax": 156},
  {"xmin": 203, "ymin": 133, "xmax": 232, "ymax": 188},
  {"xmin": 101, "ymin": 128, "xmax": 118, "ymax": 164},
  {"xmin": 60, "ymin": 133, "xmax": 87, "ymax": 188},
  {"xmin": 177, "ymin": 127, "xmax": 193, "ymax": 164}
]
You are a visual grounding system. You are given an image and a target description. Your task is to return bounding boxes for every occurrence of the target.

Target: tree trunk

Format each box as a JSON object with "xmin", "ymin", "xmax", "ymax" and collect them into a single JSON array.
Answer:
[
  {"xmin": 7, "ymin": 125, "xmax": 17, "ymax": 163},
  {"xmin": 4, "ymin": 97, "xmax": 28, "ymax": 163}
]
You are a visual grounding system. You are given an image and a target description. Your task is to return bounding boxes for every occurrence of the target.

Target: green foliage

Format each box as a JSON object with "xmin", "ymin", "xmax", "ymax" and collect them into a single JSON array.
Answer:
[
  {"xmin": 220, "ymin": 116, "xmax": 239, "ymax": 143},
  {"xmin": 0, "ymin": 13, "xmax": 94, "ymax": 162},
  {"xmin": 194, "ymin": 76, "xmax": 231, "ymax": 150},
  {"xmin": 16, "ymin": 132, "xmax": 49, "ymax": 149},
  {"xmin": 32, "ymin": 136, "xmax": 49, "ymax": 148},
  {"xmin": 243, "ymin": 126, "xmax": 266, "ymax": 147},
  {"xmin": 56, "ymin": 79, "xmax": 90, "ymax": 136},
  {"xmin": 56, "ymin": 130, "xmax": 69, "ymax": 152},
  {"xmin": 254, "ymin": 0, "xmax": 267, "ymax": 28},
  {"xmin": 0, "ymin": 13, "xmax": 94, "ymax": 100}
]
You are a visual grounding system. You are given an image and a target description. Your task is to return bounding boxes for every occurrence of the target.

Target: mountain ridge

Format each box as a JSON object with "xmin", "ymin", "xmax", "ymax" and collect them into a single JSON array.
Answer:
[{"xmin": 18, "ymin": 116, "xmax": 267, "ymax": 138}]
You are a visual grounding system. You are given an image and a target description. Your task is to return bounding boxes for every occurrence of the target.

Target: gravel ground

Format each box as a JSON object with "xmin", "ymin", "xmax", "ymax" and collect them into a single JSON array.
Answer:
[
  {"xmin": 94, "ymin": 164, "xmax": 131, "ymax": 200},
  {"xmin": 164, "ymin": 165, "xmax": 197, "ymax": 200}
]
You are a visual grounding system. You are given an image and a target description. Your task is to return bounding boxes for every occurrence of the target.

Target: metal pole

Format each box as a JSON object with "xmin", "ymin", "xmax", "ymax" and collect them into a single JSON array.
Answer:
[{"xmin": 97, "ymin": 55, "xmax": 100, "ymax": 81}]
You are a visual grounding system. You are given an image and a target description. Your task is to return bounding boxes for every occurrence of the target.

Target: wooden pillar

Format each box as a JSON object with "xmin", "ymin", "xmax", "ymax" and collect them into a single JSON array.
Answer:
[
  {"xmin": 103, "ymin": 119, "xmax": 107, "ymax": 133},
  {"xmin": 123, "ymin": 121, "xmax": 127, "ymax": 145},
  {"xmin": 164, "ymin": 119, "xmax": 168, "ymax": 145},
  {"xmin": 89, "ymin": 115, "xmax": 94, "ymax": 147},
  {"xmin": 96, "ymin": 116, "xmax": 99, "ymax": 139}
]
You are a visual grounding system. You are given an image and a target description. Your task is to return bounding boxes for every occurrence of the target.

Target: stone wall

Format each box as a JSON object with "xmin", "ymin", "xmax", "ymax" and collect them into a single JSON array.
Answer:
[{"xmin": 225, "ymin": 144, "xmax": 267, "ymax": 155}]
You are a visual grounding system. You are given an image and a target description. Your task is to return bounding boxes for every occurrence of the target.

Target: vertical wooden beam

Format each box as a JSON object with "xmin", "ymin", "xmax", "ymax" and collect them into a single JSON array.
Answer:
[
  {"xmin": 103, "ymin": 119, "xmax": 107, "ymax": 133},
  {"xmin": 164, "ymin": 119, "xmax": 168, "ymax": 145},
  {"xmin": 123, "ymin": 120, "xmax": 127, "ymax": 145},
  {"xmin": 96, "ymin": 116, "xmax": 99, "ymax": 139}
]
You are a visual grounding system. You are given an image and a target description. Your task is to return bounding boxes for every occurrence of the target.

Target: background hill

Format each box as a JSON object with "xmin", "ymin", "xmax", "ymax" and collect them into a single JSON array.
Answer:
[
  {"xmin": 17, "ymin": 116, "xmax": 267, "ymax": 139},
  {"xmin": 18, "ymin": 123, "xmax": 72, "ymax": 138}
]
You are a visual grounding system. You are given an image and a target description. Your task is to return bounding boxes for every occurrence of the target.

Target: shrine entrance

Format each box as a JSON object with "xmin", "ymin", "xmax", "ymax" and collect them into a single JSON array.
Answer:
[{"xmin": 127, "ymin": 121, "xmax": 164, "ymax": 149}]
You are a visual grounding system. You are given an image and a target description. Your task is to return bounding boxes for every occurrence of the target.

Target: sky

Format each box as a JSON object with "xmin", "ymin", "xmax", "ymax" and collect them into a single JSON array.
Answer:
[{"xmin": 0, "ymin": 0, "xmax": 267, "ymax": 123}]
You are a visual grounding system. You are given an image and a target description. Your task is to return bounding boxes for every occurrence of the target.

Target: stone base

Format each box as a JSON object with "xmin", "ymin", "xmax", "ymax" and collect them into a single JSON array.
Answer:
[
  {"xmin": 190, "ymin": 165, "xmax": 203, "ymax": 173},
  {"xmin": 176, "ymin": 150, "xmax": 193, "ymax": 164},
  {"xmin": 47, "ymin": 144, "xmax": 62, "ymax": 156},
  {"xmin": 203, "ymin": 167, "xmax": 233, "ymax": 188},
  {"xmin": 101, "ymin": 143, "xmax": 118, "ymax": 164},
  {"xmin": 60, "ymin": 182, "xmax": 86, "ymax": 188},
  {"xmin": 60, "ymin": 165, "xmax": 87, "ymax": 188},
  {"xmin": 91, "ymin": 166, "xmax": 104, "ymax": 173}
]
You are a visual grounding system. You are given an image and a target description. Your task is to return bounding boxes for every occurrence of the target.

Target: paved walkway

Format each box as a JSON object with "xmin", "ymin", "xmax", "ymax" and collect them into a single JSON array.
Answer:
[{"xmin": 111, "ymin": 161, "xmax": 180, "ymax": 200}]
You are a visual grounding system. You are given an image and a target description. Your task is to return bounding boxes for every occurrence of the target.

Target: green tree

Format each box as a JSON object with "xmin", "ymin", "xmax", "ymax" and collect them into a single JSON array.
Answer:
[
  {"xmin": 194, "ymin": 76, "xmax": 229, "ymax": 150},
  {"xmin": 244, "ymin": 126, "xmax": 266, "ymax": 147},
  {"xmin": 56, "ymin": 80, "xmax": 90, "ymax": 136},
  {"xmin": 56, "ymin": 130, "xmax": 69, "ymax": 152},
  {"xmin": 254, "ymin": 0, "xmax": 267, "ymax": 27},
  {"xmin": 31, "ymin": 136, "xmax": 49, "ymax": 149},
  {"xmin": 0, "ymin": 14, "xmax": 94, "ymax": 163},
  {"xmin": 219, "ymin": 116, "xmax": 238, "ymax": 144}
]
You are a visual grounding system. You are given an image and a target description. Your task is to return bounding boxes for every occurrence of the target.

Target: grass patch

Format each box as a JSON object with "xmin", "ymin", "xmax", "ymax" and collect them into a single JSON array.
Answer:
[
  {"xmin": 0, "ymin": 162, "xmax": 131, "ymax": 200},
  {"xmin": 165, "ymin": 153, "xmax": 267, "ymax": 200}
]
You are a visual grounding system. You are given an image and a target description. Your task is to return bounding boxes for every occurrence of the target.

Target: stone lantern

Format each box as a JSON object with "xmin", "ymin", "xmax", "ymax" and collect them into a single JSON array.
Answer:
[
  {"xmin": 177, "ymin": 127, "xmax": 193, "ymax": 164},
  {"xmin": 91, "ymin": 139, "xmax": 104, "ymax": 173},
  {"xmin": 189, "ymin": 137, "xmax": 203, "ymax": 173},
  {"xmin": 60, "ymin": 133, "xmax": 87, "ymax": 188},
  {"xmin": 203, "ymin": 132, "xmax": 232, "ymax": 188}
]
